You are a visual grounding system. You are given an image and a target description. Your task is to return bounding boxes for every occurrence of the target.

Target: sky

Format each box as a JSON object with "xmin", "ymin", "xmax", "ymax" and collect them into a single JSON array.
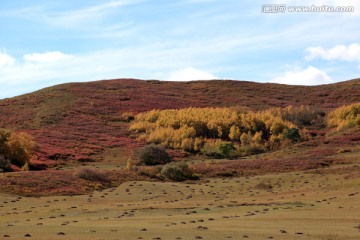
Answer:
[{"xmin": 1, "ymin": 0, "xmax": 360, "ymax": 99}]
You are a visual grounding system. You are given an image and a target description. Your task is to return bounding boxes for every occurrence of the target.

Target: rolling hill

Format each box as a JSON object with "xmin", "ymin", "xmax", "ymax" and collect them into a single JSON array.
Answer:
[{"xmin": 0, "ymin": 78, "xmax": 360, "ymax": 168}]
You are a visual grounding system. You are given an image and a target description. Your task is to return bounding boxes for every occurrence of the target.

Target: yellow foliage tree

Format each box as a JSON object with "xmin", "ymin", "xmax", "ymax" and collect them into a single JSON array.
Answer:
[
  {"xmin": 327, "ymin": 102, "xmax": 360, "ymax": 130},
  {"xmin": 6, "ymin": 132, "xmax": 36, "ymax": 168},
  {"xmin": 229, "ymin": 125, "xmax": 240, "ymax": 141},
  {"xmin": 252, "ymin": 131, "xmax": 263, "ymax": 144},
  {"xmin": 240, "ymin": 132, "xmax": 252, "ymax": 146},
  {"xmin": 130, "ymin": 106, "xmax": 298, "ymax": 155}
]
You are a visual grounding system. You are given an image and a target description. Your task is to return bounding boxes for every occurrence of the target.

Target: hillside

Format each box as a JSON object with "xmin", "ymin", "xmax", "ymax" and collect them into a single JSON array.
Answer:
[{"xmin": 0, "ymin": 78, "xmax": 360, "ymax": 167}]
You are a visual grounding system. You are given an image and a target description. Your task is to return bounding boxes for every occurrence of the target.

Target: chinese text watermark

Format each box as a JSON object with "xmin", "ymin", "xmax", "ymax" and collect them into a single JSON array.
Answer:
[{"xmin": 261, "ymin": 4, "xmax": 355, "ymax": 13}]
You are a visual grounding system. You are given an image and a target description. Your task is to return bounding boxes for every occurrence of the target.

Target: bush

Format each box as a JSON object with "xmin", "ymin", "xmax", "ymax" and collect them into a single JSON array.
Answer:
[
  {"xmin": 0, "ymin": 129, "xmax": 11, "ymax": 155},
  {"xmin": 138, "ymin": 166, "xmax": 161, "ymax": 179},
  {"xmin": 0, "ymin": 129, "xmax": 37, "ymax": 170},
  {"xmin": 327, "ymin": 102, "xmax": 360, "ymax": 130},
  {"xmin": 136, "ymin": 144, "xmax": 172, "ymax": 166},
  {"xmin": 75, "ymin": 168, "xmax": 110, "ymax": 182},
  {"xmin": 0, "ymin": 155, "xmax": 12, "ymax": 172},
  {"xmin": 6, "ymin": 132, "xmax": 36, "ymax": 167},
  {"xmin": 201, "ymin": 140, "xmax": 237, "ymax": 159},
  {"xmin": 283, "ymin": 128, "xmax": 301, "ymax": 142},
  {"xmin": 161, "ymin": 162, "xmax": 197, "ymax": 181}
]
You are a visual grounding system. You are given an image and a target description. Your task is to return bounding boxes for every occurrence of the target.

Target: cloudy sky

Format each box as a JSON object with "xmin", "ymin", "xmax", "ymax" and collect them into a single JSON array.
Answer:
[{"xmin": 1, "ymin": 0, "xmax": 360, "ymax": 99}]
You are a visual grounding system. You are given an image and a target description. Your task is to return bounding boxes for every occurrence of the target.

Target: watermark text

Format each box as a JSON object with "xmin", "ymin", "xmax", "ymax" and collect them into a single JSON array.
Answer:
[{"xmin": 261, "ymin": 4, "xmax": 355, "ymax": 13}]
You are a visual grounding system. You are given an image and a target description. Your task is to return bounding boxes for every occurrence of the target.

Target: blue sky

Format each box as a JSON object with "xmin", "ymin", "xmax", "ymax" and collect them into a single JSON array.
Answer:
[{"xmin": 1, "ymin": 0, "xmax": 360, "ymax": 99}]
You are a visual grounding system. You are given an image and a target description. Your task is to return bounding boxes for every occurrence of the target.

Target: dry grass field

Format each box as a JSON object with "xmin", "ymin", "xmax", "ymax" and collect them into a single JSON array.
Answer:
[{"xmin": 1, "ymin": 162, "xmax": 359, "ymax": 240}]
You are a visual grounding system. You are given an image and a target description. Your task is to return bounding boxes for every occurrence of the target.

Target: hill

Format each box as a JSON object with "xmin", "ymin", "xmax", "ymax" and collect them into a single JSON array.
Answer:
[{"xmin": 0, "ymin": 78, "xmax": 360, "ymax": 167}]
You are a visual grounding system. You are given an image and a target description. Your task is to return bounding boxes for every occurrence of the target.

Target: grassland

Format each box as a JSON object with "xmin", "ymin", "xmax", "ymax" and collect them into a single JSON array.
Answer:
[{"xmin": 1, "ymin": 164, "xmax": 359, "ymax": 240}]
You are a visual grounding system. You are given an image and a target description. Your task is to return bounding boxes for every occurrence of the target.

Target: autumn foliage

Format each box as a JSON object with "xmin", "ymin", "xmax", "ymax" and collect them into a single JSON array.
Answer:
[
  {"xmin": 327, "ymin": 102, "xmax": 360, "ymax": 130},
  {"xmin": 0, "ymin": 129, "xmax": 36, "ymax": 171},
  {"xmin": 130, "ymin": 107, "xmax": 306, "ymax": 157}
]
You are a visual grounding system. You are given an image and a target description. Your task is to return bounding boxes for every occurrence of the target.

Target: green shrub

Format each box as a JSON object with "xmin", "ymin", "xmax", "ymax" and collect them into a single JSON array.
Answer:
[
  {"xmin": 201, "ymin": 140, "xmax": 236, "ymax": 159},
  {"xmin": 219, "ymin": 142, "xmax": 236, "ymax": 156},
  {"xmin": 0, "ymin": 129, "xmax": 11, "ymax": 155},
  {"xmin": 75, "ymin": 168, "xmax": 110, "ymax": 182},
  {"xmin": 0, "ymin": 155, "xmax": 12, "ymax": 172},
  {"xmin": 136, "ymin": 144, "xmax": 172, "ymax": 166},
  {"xmin": 283, "ymin": 128, "xmax": 301, "ymax": 142},
  {"xmin": 160, "ymin": 162, "xmax": 197, "ymax": 181}
]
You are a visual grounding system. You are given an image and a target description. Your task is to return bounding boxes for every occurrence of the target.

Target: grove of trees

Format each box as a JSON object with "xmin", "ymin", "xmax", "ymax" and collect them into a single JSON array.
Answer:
[{"xmin": 130, "ymin": 106, "xmax": 310, "ymax": 158}]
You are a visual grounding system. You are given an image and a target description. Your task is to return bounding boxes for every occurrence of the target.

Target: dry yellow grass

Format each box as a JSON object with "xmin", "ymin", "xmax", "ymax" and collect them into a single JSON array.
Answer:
[{"xmin": 1, "ymin": 164, "xmax": 359, "ymax": 240}]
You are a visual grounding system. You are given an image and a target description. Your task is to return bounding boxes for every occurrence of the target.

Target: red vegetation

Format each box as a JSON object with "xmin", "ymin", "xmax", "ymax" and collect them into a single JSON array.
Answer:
[
  {"xmin": 0, "ymin": 78, "xmax": 359, "ymax": 167},
  {"xmin": 0, "ymin": 169, "xmax": 148, "ymax": 197}
]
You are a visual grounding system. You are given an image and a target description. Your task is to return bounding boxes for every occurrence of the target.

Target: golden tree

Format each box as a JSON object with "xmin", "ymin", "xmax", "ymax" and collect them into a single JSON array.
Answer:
[{"xmin": 6, "ymin": 132, "xmax": 36, "ymax": 168}]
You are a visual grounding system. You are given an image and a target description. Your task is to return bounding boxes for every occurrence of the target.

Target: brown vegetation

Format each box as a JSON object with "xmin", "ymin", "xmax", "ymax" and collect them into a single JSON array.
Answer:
[
  {"xmin": 135, "ymin": 144, "xmax": 172, "ymax": 165},
  {"xmin": 75, "ymin": 168, "xmax": 110, "ymax": 183},
  {"xmin": 160, "ymin": 162, "xmax": 197, "ymax": 181}
]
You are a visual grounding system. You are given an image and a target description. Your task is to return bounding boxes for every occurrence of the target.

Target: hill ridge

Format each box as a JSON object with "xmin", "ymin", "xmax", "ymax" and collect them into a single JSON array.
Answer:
[{"xmin": 0, "ymin": 78, "xmax": 359, "ymax": 166}]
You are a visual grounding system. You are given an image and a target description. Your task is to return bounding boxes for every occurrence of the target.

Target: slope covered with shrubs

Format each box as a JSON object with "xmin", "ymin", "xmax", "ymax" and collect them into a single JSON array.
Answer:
[{"xmin": 0, "ymin": 78, "xmax": 359, "ymax": 165}]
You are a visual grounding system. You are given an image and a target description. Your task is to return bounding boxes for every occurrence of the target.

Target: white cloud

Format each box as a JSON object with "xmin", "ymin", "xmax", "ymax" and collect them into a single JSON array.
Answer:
[
  {"xmin": 270, "ymin": 66, "xmax": 332, "ymax": 85},
  {"xmin": 23, "ymin": 51, "xmax": 73, "ymax": 63},
  {"xmin": 305, "ymin": 43, "xmax": 360, "ymax": 61},
  {"xmin": 0, "ymin": 53, "xmax": 15, "ymax": 68},
  {"xmin": 167, "ymin": 67, "xmax": 218, "ymax": 81},
  {"xmin": 307, "ymin": 43, "xmax": 360, "ymax": 61}
]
